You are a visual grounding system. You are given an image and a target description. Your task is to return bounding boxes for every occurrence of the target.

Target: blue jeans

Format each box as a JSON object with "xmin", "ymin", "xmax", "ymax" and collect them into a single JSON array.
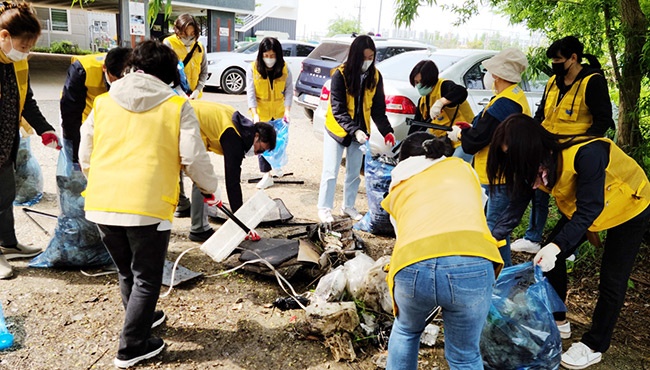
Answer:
[
  {"xmin": 317, "ymin": 133, "xmax": 364, "ymax": 211},
  {"xmin": 387, "ymin": 256, "xmax": 495, "ymax": 370},
  {"xmin": 482, "ymin": 184, "xmax": 512, "ymax": 267},
  {"xmin": 452, "ymin": 146, "xmax": 473, "ymax": 164},
  {"xmin": 523, "ymin": 189, "xmax": 549, "ymax": 243}
]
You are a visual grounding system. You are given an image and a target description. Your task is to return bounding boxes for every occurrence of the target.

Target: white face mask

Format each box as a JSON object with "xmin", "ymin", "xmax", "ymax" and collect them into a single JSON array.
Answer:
[
  {"xmin": 263, "ymin": 58, "xmax": 276, "ymax": 68},
  {"xmin": 483, "ymin": 72, "xmax": 496, "ymax": 93},
  {"xmin": 180, "ymin": 37, "xmax": 195, "ymax": 47},
  {"xmin": 104, "ymin": 71, "xmax": 112, "ymax": 87},
  {"xmin": 5, "ymin": 36, "xmax": 29, "ymax": 62},
  {"xmin": 245, "ymin": 145, "xmax": 256, "ymax": 158},
  {"xmin": 361, "ymin": 60, "xmax": 373, "ymax": 73}
]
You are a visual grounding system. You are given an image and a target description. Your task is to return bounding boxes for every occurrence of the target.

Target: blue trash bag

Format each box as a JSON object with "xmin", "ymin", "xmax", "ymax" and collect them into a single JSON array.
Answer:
[
  {"xmin": 177, "ymin": 60, "xmax": 192, "ymax": 96},
  {"xmin": 481, "ymin": 262, "xmax": 566, "ymax": 370},
  {"xmin": 30, "ymin": 139, "xmax": 113, "ymax": 268},
  {"xmin": 353, "ymin": 149, "xmax": 396, "ymax": 236},
  {"xmin": 13, "ymin": 136, "xmax": 43, "ymax": 206},
  {"xmin": 261, "ymin": 118, "xmax": 289, "ymax": 170}
]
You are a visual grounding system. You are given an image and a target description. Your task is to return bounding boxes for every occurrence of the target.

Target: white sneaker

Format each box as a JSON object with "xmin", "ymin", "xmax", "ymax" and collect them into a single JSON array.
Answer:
[
  {"xmin": 561, "ymin": 342, "xmax": 602, "ymax": 369},
  {"xmin": 0, "ymin": 243, "xmax": 43, "ymax": 260},
  {"xmin": 566, "ymin": 254, "xmax": 576, "ymax": 262},
  {"xmin": 557, "ymin": 321, "xmax": 571, "ymax": 339},
  {"xmin": 318, "ymin": 209, "xmax": 334, "ymax": 223},
  {"xmin": 256, "ymin": 173, "xmax": 274, "ymax": 189},
  {"xmin": 510, "ymin": 238, "xmax": 541, "ymax": 254},
  {"xmin": 272, "ymin": 168, "xmax": 285, "ymax": 177},
  {"xmin": 341, "ymin": 207, "xmax": 363, "ymax": 221},
  {"xmin": 0, "ymin": 255, "xmax": 12, "ymax": 279}
]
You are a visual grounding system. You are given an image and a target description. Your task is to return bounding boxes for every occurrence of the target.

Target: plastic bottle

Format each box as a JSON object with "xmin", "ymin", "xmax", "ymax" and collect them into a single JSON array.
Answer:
[{"xmin": 0, "ymin": 302, "xmax": 14, "ymax": 350}]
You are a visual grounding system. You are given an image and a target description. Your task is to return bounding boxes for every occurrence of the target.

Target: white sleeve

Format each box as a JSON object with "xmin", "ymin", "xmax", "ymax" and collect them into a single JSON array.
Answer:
[{"xmin": 79, "ymin": 110, "xmax": 94, "ymax": 177}]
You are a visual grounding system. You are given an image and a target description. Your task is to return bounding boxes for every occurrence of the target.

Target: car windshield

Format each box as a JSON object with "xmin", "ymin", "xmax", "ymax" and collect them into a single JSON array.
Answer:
[
  {"xmin": 306, "ymin": 42, "xmax": 350, "ymax": 62},
  {"xmin": 378, "ymin": 52, "xmax": 462, "ymax": 81},
  {"xmin": 235, "ymin": 42, "xmax": 260, "ymax": 54}
]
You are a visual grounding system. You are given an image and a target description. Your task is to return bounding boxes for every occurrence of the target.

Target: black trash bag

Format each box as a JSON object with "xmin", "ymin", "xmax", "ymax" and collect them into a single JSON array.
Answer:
[
  {"xmin": 30, "ymin": 139, "xmax": 112, "ymax": 268},
  {"xmin": 13, "ymin": 136, "xmax": 43, "ymax": 206},
  {"xmin": 481, "ymin": 262, "xmax": 566, "ymax": 370},
  {"xmin": 353, "ymin": 151, "xmax": 395, "ymax": 236}
]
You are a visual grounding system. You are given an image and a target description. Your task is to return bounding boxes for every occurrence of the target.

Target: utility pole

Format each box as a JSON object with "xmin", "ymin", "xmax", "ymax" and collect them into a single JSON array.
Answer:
[{"xmin": 377, "ymin": 0, "xmax": 383, "ymax": 35}]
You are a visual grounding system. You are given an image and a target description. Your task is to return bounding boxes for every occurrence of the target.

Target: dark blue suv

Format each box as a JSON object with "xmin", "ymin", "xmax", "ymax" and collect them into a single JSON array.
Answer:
[{"xmin": 294, "ymin": 36, "xmax": 434, "ymax": 120}]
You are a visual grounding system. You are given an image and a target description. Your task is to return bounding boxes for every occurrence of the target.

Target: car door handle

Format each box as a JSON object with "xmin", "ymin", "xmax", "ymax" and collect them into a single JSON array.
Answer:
[{"xmin": 478, "ymin": 98, "xmax": 490, "ymax": 106}]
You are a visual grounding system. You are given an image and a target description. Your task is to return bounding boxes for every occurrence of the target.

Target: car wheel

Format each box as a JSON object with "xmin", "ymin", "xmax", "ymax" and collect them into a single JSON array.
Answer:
[
  {"xmin": 221, "ymin": 68, "xmax": 245, "ymax": 94},
  {"xmin": 303, "ymin": 107, "xmax": 314, "ymax": 121}
]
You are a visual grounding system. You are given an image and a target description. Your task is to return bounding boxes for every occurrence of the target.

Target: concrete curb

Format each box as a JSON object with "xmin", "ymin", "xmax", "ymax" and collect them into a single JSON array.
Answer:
[{"xmin": 28, "ymin": 52, "xmax": 75, "ymax": 70}]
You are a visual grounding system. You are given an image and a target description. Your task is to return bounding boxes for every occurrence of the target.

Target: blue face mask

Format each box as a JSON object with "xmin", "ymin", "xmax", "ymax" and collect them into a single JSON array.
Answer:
[{"xmin": 416, "ymin": 83, "xmax": 433, "ymax": 96}]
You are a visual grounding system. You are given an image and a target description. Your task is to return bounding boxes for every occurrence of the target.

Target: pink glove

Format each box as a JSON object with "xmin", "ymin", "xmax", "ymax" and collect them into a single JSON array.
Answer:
[
  {"xmin": 245, "ymin": 230, "xmax": 261, "ymax": 241},
  {"xmin": 41, "ymin": 131, "xmax": 61, "ymax": 150},
  {"xmin": 202, "ymin": 194, "xmax": 222, "ymax": 208},
  {"xmin": 384, "ymin": 133, "xmax": 396, "ymax": 146}
]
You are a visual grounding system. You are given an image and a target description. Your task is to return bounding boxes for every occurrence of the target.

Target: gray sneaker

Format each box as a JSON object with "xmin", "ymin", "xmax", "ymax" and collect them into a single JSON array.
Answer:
[
  {"xmin": 0, "ymin": 243, "xmax": 43, "ymax": 260},
  {"xmin": 0, "ymin": 255, "xmax": 13, "ymax": 279}
]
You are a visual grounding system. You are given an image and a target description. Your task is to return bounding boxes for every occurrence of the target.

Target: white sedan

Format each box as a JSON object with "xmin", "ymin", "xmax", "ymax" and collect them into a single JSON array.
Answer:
[
  {"xmin": 204, "ymin": 40, "xmax": 318, "ymax": 94},
  {"xmin": 313, "ymin": 49, "xmax": 550, "ymax": 155}
]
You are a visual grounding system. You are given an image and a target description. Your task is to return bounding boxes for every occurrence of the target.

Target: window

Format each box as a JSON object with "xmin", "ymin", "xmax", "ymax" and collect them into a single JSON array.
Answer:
[
  {"xmin": 296, "ymin": 44, "xmax": 314, "ymax": 57},
  {"xmin": 281, "ymin": 45, "xmax": 292, "ymax": 57},
  {"xmin": 50, "ymin": 8, "xmax": 69, "ymax": 32},
  {"xmin": 464, "ymin": 61, "xmax": 487, "ymax": 90}
]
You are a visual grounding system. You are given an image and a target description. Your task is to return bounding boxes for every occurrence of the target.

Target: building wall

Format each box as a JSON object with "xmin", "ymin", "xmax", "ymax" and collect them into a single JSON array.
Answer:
[
  {"xmin": 208, "ymin": 10, "xmax": 236, "ymax": 52},
  {"xmin": 244, "ymin": 17, "xmax": 297, "ymax": 40},
  {"xmin": 33, "ymin": 7, "xmax": 117, "ymax": 52}
]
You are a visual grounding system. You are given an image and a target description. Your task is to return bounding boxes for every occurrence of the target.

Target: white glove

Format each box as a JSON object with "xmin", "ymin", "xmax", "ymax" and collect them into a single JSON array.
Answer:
[
  {"xmin": 189, "ymin": 90, "xmax": 200, "ymax": 100},
  {"xmin": 447, "ymin": 125, "xmax": 462, "ymax": 142},
  {"xmin": 431, "ymin": 99, "xmax": 445, "ymax": 118},
  {"xmin": 354, "ymin": 130, "xmax": 368, "ymax": 144},
  {"xmin": 253, "ymin": 113, "xmax": 260, "ymax": 123},
  {"xmin": 533, "ymin": 243, "xmax": 561, "ymax": 272}
]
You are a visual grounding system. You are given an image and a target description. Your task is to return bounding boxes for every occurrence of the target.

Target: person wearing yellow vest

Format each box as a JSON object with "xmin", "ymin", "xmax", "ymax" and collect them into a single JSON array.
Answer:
[
  {"xmin": 79, "ymin": 40, "xmax": 218, "ymax": 368},
  {"xmin": 163, "ymin": 13, "xmax": 206, "ymax": 100},
  {"xmin": 185, "ymin": 100, "xmax": 276, "ymax": 242},
  {"xmin": 317, "ymin": 35, "xmax": 395, "ymax": 223},
  {"xmin": 382, "ymin": 133, "xmax": 503, "ymax": 370},
  {"xmin": 487, "ymin": 114, "xmax": 650, "ymax": 370},
  {"xmin": 0, "ymin": 2, "xmax": 61, "ymax": 279},
  {"xmin": 446, "ymin": 47, "xmax": 530, "ymax": 268},
  {"xmin": 246, "ymin": 37, "xmax": 292, "ymax": 189},
  {"xmin": 60, "ymin": 47, "xmax": 131, "ymax": 164},
  {"xmin": 407, "ymin": 60, "xmax": 474, "ymax": 151},
  {"xmin": 512, "ymin": 36, "xmax": 616, "ymax": 257}
]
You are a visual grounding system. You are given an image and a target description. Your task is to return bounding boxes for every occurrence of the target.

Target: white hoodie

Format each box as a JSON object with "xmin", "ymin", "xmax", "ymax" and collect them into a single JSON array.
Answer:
[{"xmin": 79, "ymin": 72, "xmax": 218, "ymax": 227}]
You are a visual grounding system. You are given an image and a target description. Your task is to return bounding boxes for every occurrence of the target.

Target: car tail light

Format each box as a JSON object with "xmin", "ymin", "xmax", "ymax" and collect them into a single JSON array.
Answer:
[
  {"xmin": 385, "ymin": 95, "xmax": 416, "ymax": 114},
  {"xmin": 320, "ymin": 84, "xmax": 330, "ymax": 101}
]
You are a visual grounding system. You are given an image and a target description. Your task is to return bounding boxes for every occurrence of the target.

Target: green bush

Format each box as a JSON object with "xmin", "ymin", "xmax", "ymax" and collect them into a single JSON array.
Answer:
[{"xmin": 33, "ymin": 41, "xmax": 92, "ymax": 55}]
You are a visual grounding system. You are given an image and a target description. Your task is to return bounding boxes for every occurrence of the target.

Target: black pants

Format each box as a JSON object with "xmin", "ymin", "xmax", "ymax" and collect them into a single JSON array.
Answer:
[
  {"xmin": 259, "ymin": 154, "xmax": 271, "ymax": 173},
  {"xmin": 0, "ymin": 161, "xmax": 17, "ymax": 246},
  {"xmin": 97, "ymin": 223, "xmax": 169, "ymax": 357},
  {"xmin": 545, "ymin": 205, "xmax": 650, "ymax": 352}
]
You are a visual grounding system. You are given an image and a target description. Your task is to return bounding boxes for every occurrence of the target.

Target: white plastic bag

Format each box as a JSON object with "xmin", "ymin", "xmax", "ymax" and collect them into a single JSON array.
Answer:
[
  {"xmin": 313, "ymin": 265, "xmax": 347, "ymax": 302},
  {"xmin": 344, "ymin": 253, "xmax": 375, "ymax": 300},
  {"xmin": 362, "ymin": 256, "xmax": 393, "ymax": 314}
]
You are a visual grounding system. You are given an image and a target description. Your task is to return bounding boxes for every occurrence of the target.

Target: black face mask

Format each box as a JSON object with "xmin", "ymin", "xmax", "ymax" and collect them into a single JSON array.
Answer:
[{"xmin": 551, "ymin": 61, "xmax": 569, "ymax": 77}]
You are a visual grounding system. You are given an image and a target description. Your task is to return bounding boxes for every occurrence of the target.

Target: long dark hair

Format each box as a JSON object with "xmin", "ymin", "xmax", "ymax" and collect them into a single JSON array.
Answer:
[
  {"xmin": 546, "ymin": 36, "xmax": 600, "ymax": 69},
  {"xmin": 486, "ymin": 114, "xmax": 596, "ymax": 197},
  {"xmin": 343, "ymin": 35, "xmax": 377, "ymax": 95},
  {"xmin": 255, "ymin": 37, "xmax": 286, "ymax": 79}
]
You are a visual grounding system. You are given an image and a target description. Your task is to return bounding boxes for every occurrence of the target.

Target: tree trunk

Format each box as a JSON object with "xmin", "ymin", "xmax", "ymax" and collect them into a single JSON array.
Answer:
[{"xmin": 617, "ymin": 0, "xmax": 647, "ymax": 151}]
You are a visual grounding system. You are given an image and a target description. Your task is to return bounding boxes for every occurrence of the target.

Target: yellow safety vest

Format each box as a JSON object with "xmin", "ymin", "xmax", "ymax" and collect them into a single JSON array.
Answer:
[
  {"xmin": 473, "ymin": 84, "xmax": 531, "ymax": 184},
  {"xmin": 543, "ymin": 138, "xmax": 650, "ymax": 231},
  {"xmin": 541, "ymin": 74, "xmax": 596, "ymax": 135},
  {"xmin": 84, "ymin": 94, "xmax": 187, "ymax": 221},
  {"xmin": 251, "ymin": 61, "xmax": 287, "ymax": 121},
  {"xmin": 324, "ymin": 65, "xmax": 378, "ymax": 139},
  {"xmin": 165, "ymin": 35, "xmax": 204, "ymax": 95},
  {"xmin": 71, "ymin": 53, "xmax": 108, "ymax": 122},
  {"xmin": 189, "ymin": 100, "xmax": 239, "ymax": 155},
  {"xmin": 418, "ymin": 79, "xmax": 474, "ymax": 148},
  {"xmin": 382, "ymin": 157, "xmax": 503, "ymax": 314}
]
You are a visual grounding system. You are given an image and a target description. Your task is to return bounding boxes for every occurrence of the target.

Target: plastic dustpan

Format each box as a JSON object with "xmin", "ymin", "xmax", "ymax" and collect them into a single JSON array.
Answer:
[{"xmin": 201, "ymin": 190, "xmax": 276, "ymax": 262}]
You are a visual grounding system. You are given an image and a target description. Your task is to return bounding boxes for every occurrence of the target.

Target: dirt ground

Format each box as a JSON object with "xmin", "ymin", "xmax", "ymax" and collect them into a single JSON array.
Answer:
[{"xmin": 1, "ymin": 67, "xmax": 649, "ymax": 369}]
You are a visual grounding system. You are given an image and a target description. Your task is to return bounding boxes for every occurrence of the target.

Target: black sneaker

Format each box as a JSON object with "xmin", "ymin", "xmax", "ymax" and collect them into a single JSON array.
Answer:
[
  {"xmin": 151, "ymin": 310, "xmax": 165, "ymax": 329},
  {"xmin": 174, "ymin": 207, "xmax": 191, "ymax": 218},
  {"xmin": 114, "ymin": 337, "xmax": 165, "ymax": 368},
  {"xmin": 188, "ymin": 228, "xmax": 214, "ymax": 242}
]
